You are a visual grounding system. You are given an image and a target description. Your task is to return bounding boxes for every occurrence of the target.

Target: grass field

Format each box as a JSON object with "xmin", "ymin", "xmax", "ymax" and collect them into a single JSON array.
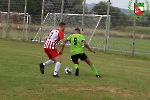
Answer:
[
  {"xmin": 0, "ymin": 38, "xmax": 150, "ymax": 100},
  {"xmin": 1, "ymin": 29, "xmax": 150, "ymax": 58}
]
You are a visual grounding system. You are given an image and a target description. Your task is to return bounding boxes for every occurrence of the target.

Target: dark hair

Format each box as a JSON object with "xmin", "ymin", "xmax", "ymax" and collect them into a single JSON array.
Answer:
[
  {"xmin": 74, "ymin": 28, "xmax": 80, "ymax": 31},
  {"xmin": 59, "ymin": 22, "xmax": 66, "ymax": 27}
]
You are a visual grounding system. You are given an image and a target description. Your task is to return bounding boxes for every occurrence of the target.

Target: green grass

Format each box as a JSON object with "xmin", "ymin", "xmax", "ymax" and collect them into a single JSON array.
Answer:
[
  {"xmin": 0, "ymin": 38, "xmax": 150, "ymax": 100},
  {"xmin": 125, "ymin": 26, "xmax": 150, "ymax": 34},
  {"xmin": 84, "ymin": 36, "xmax": 150, "ymax": 58},
  {"xmin": 1, "ymin": 28, "xmax": 150, "ymax": 58}
]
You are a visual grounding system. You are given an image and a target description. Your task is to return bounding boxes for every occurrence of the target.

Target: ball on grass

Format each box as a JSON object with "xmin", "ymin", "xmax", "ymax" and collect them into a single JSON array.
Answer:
[{"xmin": 65, "ymin": 67, "xmax": 72, "ymax": 74}]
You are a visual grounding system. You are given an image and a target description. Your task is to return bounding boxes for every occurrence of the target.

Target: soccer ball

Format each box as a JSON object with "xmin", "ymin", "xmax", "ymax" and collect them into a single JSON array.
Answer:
[{"xmin": 65, "ymin": 67, "xmax": 72, "ymax": 74}]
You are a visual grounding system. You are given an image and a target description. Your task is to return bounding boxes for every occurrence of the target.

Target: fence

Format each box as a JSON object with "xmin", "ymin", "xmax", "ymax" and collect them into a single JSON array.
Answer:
[
  {"xmin": 0, "ymin": 0, "xmax": 31, "ymax": 40},
  {"xmin": 0, "ymin": 0, "xmax": 150, "ymax": 57}
]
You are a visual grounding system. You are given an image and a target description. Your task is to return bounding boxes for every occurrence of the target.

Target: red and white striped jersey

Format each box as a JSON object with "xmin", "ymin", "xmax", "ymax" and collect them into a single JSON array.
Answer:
[{"xmin": 44, "ymin": 28, "xmax": 64, "ymax": 49}]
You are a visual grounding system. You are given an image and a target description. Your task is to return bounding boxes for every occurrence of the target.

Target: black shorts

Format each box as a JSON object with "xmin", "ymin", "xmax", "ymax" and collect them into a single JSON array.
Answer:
[{"xmin": 71, "ymin": 53, "xmax": 87, "ymax": 62}]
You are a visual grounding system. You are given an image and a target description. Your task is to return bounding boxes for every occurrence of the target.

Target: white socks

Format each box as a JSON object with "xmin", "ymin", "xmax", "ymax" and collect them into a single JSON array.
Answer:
[
  {"xmin": 43, "ymin": 60, "xmax": 61, "ymax": 75},
  {"xmin": 54, "ymin": 62, "xmax": 61, "ymax": 75},
  {"xmin": 43, "ymin": 60, "xmax": 54, "ymax": 66}
]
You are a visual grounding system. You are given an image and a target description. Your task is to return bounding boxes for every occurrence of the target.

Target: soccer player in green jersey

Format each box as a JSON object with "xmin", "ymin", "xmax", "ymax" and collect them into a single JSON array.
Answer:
[{"xmin": 60, "ymin": 28, "xmax": 101, "ymax": 78}]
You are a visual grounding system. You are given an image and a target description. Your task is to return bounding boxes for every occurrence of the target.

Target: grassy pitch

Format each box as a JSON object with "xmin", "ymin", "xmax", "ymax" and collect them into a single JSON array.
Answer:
[{"xmin": 0, "ymin": 38, "xmax": 150, "ymax": 100}]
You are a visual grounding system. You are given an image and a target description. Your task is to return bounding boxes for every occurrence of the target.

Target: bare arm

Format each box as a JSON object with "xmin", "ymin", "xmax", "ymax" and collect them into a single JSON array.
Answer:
[
  {"xmin": 59, "ymin": 39, "xmax": 68, "ymax": 55},
  {"xmin": 43, "ymin": 36, "xmax": 48, "ymax": 42},
  {"xmin": 83, "ymin": 40, "xmax": 95, "ymax": 53}
]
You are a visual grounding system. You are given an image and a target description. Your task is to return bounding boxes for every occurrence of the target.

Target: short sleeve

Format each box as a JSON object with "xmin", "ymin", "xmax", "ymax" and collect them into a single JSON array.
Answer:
[
  {"xmin": 58, "ymin": 30, "xmax": 64, "ymax": 39},
  {"xmin": 48, "ymin": 30, "xmax": 52, "ymax": 36},
  {"xmin": 67, "ymin": 35, "xmax": 72, "ymax": 41},
  {"xmin": 81, "ymin": 35, "xmax": 85, "ymax": 41}
]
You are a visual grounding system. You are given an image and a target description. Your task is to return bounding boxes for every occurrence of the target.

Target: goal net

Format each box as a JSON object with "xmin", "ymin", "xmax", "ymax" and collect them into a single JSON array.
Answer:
[
  {"xmin": 33, "ymin": 13, "xmax": 110, "ymax": 50},
  {"xmin": 0, "ymin": 12, "xmax": 30, "ymax": 40}
]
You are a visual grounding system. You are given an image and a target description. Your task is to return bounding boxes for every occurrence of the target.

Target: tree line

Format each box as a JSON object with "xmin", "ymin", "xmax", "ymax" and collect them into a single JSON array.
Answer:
[
  {"xmin": 92, "ymin": 1, "xmax": 150, "ymax": 27},
  {"xmin": 0, "ymin": 0, "xmax": 149, "ymax": 27}
]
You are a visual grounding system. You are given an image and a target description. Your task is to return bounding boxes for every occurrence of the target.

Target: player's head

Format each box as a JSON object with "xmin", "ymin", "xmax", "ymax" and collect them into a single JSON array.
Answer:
[
  {"xmin": 59, "ymin": 22, "xmax": 66, "ymax": 32},
  {"xmin": 74, "ymin": 28, "xmax": 80, "ymax": 34}
]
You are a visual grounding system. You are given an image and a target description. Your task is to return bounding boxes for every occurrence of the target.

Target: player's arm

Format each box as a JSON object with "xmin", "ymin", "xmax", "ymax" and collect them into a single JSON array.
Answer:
[
  {"xmin": 43, "ymin": 35, "xmax": 48, "ymax": 42},
  {"xmin": 59, "ymin": 34, "xmax": 71, "ymax": 55},
  {"xmin": 59, "ymin": 31, "xmax": 70, "ymax": 55},
  {"xmin": 44, "ymin": 31, "xmax": 52, "ymax": 42},
  {"xmin": 83, "ymin": 40, "xmax": 95, "ymax": 53},
  {"xmin": 59, "ymin": 39, "xmax": 68, "ymax": 55}
]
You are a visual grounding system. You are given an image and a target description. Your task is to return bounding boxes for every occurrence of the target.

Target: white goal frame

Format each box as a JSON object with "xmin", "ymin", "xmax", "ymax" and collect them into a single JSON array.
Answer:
[
  {"xmin": 0, "ymin": 12, "xmax": 31, "ymax": 40},
  {"xmin": 33, "ymin": 13, "xmax": 110, "ymax": 50}
]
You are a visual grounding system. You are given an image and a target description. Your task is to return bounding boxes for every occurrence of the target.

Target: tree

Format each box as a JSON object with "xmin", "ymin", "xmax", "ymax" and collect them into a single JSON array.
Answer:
[
  {"xmin": 27, "ymin": 0, "xmax": 37, "ymax": 15},
  {"xmin": 0, "ymin": 0, "xmax": 89, "ymax": 24},
  {"xmin": 92, "ymin": 1, "xmax": 130, "ymax": 27},
  {"xmin": 146, "ymin": 12, "xmax": 150, "ymax": 26},
  {"xmin": 0, "ymin": 0, "xmax": 25, "ymax": 12},
  {"xmin": 0, "ymin": 1, "xmax": 8, "ymax": 12},
  {"xmin": 0, "ymin": 0, "xmax": 88, "ymax": 15},
  {"xmin": 43, "ymin": 0, "xmax": 88, "ymax": 14},
  {"xmin": 33, "ymin": 0, "xmax": 42, "ymax": 15}
]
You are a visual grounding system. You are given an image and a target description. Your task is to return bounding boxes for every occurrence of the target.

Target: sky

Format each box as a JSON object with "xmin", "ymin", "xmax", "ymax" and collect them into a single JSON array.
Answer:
[{"xmin": 86, "ymin": 0, "xmax": 150, "ymax": 9}]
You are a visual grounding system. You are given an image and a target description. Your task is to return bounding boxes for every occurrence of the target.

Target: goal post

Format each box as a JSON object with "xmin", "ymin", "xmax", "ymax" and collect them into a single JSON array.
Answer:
[
  {"xmin": 33, "ymin": 13, "xmax": 111, "ymax": 50},
  {"xmin": 88, "ymin": 15, "xmax": 102, "ymax": 45},
  {"xmin": 0, "ymin": 12, "xmax": 31, "ymax": 40}
]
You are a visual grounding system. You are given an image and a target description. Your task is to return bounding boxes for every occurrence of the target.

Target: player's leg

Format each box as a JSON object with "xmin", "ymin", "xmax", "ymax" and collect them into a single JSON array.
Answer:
[
  {"xmin": 85, "ymin": 58, "xmax": 98, "ymax": 74},
  {"xmin": 43, "ymin": 48, "xmax": 55, "ymax": 66},
  {"xmin": 74, "ymin": 63, "xmax": 79, "ymax": 76},
  {"xmin": 43, "ymin": 60, "xmax": 54, "ymax": 66},
  {"xmin": 85, "ymin": 58, "xmax": 101, "ymax": 77},
  {"xmin": 39, "ymin": 48, "xmax": 54, "ymax": 74},
  {"xmin": 81, "ymin": 53, "xmax": 101, "ymax": 78},
  {"xmin": 71, "ymin": 55, "xmax": 79, "ymax": 76},
  {"xmin": 51, "ymin": 55, "xmax": 61, "ymax": 77}
]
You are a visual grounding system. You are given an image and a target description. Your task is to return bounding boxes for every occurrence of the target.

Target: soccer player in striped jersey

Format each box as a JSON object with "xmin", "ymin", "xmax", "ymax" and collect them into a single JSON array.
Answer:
[
  {"xmin": 39, "ymin": 22, "xmax": 65, "ymax": 77},
  {"xmin": 60, "ymin": 28, "xmax": 101, "ymax": 78}
]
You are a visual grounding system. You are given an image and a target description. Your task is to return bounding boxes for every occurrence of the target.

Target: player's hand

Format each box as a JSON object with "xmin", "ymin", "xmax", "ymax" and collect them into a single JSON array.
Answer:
[
  {"xmin": 91, "ymin": 50, "xmax": 95, "ymax": 53},
  {"xmin": 59, "ymin": 51, "xmax": 63, "ymax": 55}
]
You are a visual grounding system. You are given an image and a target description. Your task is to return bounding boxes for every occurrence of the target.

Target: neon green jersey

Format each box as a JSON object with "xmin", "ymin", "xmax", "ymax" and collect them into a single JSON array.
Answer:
[{"xmin": 67, "ymin": 34, "xmax": 85, "ymax": 56}]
